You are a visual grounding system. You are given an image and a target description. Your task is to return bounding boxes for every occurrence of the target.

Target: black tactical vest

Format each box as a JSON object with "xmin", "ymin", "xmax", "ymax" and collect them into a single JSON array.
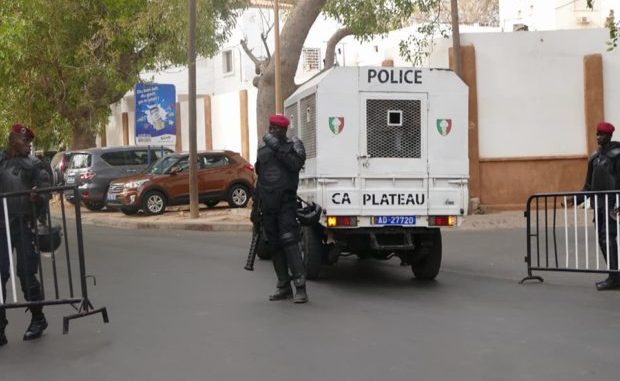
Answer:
[
  {"xmin": 0, "ymin": 152, "xmax": 45, "ymax": 216},
  {"xmin": 256, "ymin": 144, "xmax": 299, "ymax": 210},
  {"xmin": 590, "ymin": 145, "xmax": 620, "ymax": 191}
]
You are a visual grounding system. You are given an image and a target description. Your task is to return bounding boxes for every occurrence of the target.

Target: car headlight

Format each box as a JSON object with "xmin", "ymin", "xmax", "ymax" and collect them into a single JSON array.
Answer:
[{"xmin": 124, "ymin": 179, "xmax": 149, "ymax": 189}]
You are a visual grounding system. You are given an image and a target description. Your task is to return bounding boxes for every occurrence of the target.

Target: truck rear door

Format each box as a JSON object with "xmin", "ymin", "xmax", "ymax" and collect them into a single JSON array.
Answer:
[{"xmin": 358, "ymin": 92, "xmax": 428, "ymax": 223}]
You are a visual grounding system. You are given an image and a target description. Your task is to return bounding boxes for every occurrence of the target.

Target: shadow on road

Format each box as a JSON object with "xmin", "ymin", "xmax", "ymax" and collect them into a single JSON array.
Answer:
[{"xmin": 316, "ymin": 256, "xmax": 443, "ymax": 291}]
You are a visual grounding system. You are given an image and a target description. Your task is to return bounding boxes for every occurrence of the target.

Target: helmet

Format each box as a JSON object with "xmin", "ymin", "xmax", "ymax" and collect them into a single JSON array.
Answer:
[
  {"xmin": 297, "ymin": 200, "xmax": 322, "ymax": 226},
  {"xmin": 35, "ymin": 224, "xmax": 63, "ymax": 252}
]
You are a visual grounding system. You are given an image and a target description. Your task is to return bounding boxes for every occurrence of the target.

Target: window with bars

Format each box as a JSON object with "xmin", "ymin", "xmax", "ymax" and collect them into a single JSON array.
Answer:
[
  {"xmin": 300, "ymin": 94, "xmax": 316, "ymax": 159},
  {"xmin": 285, "ymin": 104, "xmax": 299, "ymax": 139},
  {"xmin": 366, "ymin": 99, "xmax": 421, "ymax": 159},
  {"xmin": 222, "ymin": 50, "xmax": 233, "ymax": 75},
  {"xmin": 302, "ymin": 48, "xmax": 321, "ymax": 72}
]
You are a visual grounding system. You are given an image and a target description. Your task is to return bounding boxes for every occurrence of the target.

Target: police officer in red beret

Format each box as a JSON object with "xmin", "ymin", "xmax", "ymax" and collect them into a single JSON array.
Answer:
[
  {"xmin": 573, "ymin": 121, "xmax": 620, "ymax": 290},
  {"xmin": 252, "ymin": 114, "xmax": 308, "ymax": 303},
  {"xmin": 0, "ymin": 124, "xmax": 51, "ymax": 346}
]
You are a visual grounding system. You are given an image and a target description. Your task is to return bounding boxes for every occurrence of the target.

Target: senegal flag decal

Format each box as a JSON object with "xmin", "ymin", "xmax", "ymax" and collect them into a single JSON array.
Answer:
[
  {"xmin": 329, "ymin": 117, "xmax": 344, "ymax": 135},
  {"xmin": 436, "ymin": 119, "xmax": 452, "ymax": 136}
]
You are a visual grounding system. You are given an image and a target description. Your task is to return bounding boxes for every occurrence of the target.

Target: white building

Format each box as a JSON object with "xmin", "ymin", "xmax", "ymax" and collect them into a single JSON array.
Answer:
[
  {"xmin": 499, "ymin": 0, "xmax": 617, "ymax": 31},
  {"xmin": 104, "ymin": 5, "xmax": 355, "ymax": 163},
  {"xmin": 103, "ymin": 4, "xmax": 500, "ymax": 164}
]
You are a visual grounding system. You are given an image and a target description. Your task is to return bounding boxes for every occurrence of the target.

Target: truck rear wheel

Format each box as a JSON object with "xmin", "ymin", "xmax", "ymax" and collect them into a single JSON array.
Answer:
[
  {"xmin": 301, "ymin": 224, "xmax": 325, "ymax": 280},
  {"xmin": 411, "ymin": 229, "xmax": 442, "ymax": 280}
]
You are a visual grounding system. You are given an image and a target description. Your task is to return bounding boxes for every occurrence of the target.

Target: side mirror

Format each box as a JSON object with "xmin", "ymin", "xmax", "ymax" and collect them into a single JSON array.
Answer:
[{"xmin": 169, "ymin": 166, "xmax": 180, "ymax": 175}]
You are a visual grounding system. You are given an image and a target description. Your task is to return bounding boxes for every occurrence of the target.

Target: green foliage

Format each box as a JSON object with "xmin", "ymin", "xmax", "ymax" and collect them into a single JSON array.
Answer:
[
  {"xmin": 324, "ymin": 0, "xmax": 429, "ymax": 39},
  {"xmin": 399, "ymin": 1, "xmax": 450, "ymax": 66},
  {"xmin": 588, "ymin": 1, "xmax": 618, "ymax": 51},
  {"xmin": 605, "ymin": 10, "xmax": 618, "ymax": 51},
  {"xmin": 0, "ymin": 0, "xmax": 247, "ymax": 149},
  {"xmin": 323, "ymin": 0, "xmax": 447, "ymax": 66}
]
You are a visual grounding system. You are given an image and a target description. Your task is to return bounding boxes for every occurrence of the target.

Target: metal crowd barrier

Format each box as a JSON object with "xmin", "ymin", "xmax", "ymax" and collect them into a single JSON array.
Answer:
[
  {"xmin": 0, "ymin": 185, "xmax": 108, "ymax": 333},
  {"xmin": 521, "ymin": 190, "xmax": 620, "ymax": 283}
]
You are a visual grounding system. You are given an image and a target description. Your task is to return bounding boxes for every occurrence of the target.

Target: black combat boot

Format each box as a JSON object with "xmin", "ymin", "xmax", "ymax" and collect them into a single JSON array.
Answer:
[
  {"xmin": 0, "ymin": 320, "xmax": 7, "ymax": 347},
  {"xmin": 293, "ymin": 286, "xmax": 308, "ymax": 304},
  {"xmin": 270, "ymin": 249, "xmax": 292, "ymax": 301},
  {"xmin": 1, "ymin": 283, "xmax": 7, "ymax": 346},
  {"xmin": 283, "ymin": 245, "xmax": 308, "ymax": 303},
  {"xmin": 595, "ymin": 274, "xmax": 620, "ymax": 291},
  {"xmin": 269, "ymin": 285, "xmax": 293, "ymax": 301},
  {"xmin": 292, "ymin": 277, "xmax": 308, "ymax": 304},
  {"xmin": 23, "ymin": 311, "xmax": 47, "ymax": 341},
  {"xmin": 595, "ymin": 241, "xmax": 620, "ymax": 290}
]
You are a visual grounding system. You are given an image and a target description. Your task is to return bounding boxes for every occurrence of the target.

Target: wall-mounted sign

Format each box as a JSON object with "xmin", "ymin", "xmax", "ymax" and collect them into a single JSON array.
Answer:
[{"xmin": 135, "ymin": 83, "xmax": 176, "ymax": 146}]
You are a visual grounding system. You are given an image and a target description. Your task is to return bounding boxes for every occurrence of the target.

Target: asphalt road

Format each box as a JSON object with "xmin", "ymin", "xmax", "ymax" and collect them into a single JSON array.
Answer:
[{"xmin": 2, "ymin": 226, "xmax": 619, "ymax": 381}]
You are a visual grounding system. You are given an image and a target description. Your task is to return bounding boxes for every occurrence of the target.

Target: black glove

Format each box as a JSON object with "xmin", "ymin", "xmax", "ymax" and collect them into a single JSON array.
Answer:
[
  {"xmin": 292, "ymin": 137, "xmax": 306, "ymax": 158},
  {"xmin": 263, "ymin": 133, "xmax": 281, "ymax": 151},
  {"xmin": 250, "ymin": 204, "xmax": 259, "ymax": 226}
]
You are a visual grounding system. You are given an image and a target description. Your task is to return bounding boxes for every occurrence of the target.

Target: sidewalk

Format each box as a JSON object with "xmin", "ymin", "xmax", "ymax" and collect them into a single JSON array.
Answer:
[{"xmin": 61, "ymin": 203, "xmax": 527, "ymax": 232}]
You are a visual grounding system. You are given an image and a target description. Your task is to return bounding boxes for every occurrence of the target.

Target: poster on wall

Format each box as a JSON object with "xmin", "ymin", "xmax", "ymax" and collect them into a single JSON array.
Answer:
[{"xmin": 134, "ymin": 83, "xmax": 176, "ymax": 146}]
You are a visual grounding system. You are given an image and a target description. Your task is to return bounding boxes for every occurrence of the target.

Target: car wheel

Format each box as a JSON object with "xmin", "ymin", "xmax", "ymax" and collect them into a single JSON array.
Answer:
[
  {"xmin": 142, "ymin": 191, "xmax": 167, "ymax": 215},
  {"xmin": 83, "ymin": 200, "xmax": 105, "ymax": 211},
  {"xmin": 227, "ymin": 184, "xmax": 250, "ymax": 208},
  {"xmin": 205, "ymin": 200, "xmax": 219, "ymax": 208},
  {"xmin": 120, "ymin": 207, "xmax": 139, "ymax": 216}
]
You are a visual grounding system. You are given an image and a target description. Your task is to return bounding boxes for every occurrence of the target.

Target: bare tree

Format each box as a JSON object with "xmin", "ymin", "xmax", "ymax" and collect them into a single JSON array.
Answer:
[{"xmin": 242, "ymin": 0, "xmax": 329, "ymax": 138}]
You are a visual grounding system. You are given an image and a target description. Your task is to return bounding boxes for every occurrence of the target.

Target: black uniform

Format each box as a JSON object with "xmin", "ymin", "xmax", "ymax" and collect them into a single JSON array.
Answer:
[
  {"xmin": 254, "ymin": 134, "xmax": 306, "ymax": 293},
  {"xmin": 0, "ymin": 151, "xmax": 50, "ymax": 332},
  {"xmin": 581, "ymin": 141, "xmax": 620, "ymax": 277}
]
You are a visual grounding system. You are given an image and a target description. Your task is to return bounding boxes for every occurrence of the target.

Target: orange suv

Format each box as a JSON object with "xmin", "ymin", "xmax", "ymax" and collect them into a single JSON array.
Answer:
[{"xmin": 106, "ymin": 150, "xmax": 256, "ymax": 215}]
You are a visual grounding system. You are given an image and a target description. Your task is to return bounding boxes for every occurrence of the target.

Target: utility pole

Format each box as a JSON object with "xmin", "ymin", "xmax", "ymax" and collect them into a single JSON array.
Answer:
[
  {"xmin": 188, "ymin": 0, "xmax": 199, "ymax": 218},
  {"xmin": 273, "ymin": 0, "xmax": 282, "ymax": 113},
  {"xmin": 450, "ymin": 0, "xmax": 462, "ymax": 78}
]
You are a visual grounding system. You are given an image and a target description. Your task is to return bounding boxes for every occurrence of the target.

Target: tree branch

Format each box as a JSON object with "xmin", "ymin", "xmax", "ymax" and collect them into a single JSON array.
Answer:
[
  {"xmin": 261, "ymin": 32, "xmax": 271, "ymax": 62},
  {"xmin": 240, "ymin": 38, "xmax": 261, "ymax": 67},
  {"xmin": 324, "ymin": 27, "xmax": 353, "ymax": 70}
]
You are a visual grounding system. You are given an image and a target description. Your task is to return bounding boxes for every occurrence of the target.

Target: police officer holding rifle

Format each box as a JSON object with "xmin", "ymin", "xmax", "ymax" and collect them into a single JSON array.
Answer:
[
  {"xmin": 251, "ymin": 114, "xmax": 308, "ymax": 303},
  {"xmin": 1, "ymin": 124, "xmax": 50, "ymax": 346}
]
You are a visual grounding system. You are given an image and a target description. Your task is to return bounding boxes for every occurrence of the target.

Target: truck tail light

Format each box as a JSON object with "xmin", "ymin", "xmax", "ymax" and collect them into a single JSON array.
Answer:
[
  {"xmin": 79, "ymin": 171, "xmax": 96, "ymax": 181},
  {"xmin": 327, "ymin": 216, "xmax": 357, "ymax": 227},
  {"xmin": 429, "ymin": 216, "xmax": 457, "ymax": 226},
  {"xmin": 244, "ymin": 163, "xmax": 255, "ymax": 172}
]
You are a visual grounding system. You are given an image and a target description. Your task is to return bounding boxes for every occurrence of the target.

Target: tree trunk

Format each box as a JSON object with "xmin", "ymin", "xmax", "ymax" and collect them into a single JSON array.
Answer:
[
  {"xmin": 450, "ymin": 0, "xmax": 462, "ymax": 78},
  {"xmin": 255, "ymin": 0, "xmax": 328, "ymax": 139},
  {"xmin": 71, "ymin": 124, "xmax": 96, "ymax": 149}
]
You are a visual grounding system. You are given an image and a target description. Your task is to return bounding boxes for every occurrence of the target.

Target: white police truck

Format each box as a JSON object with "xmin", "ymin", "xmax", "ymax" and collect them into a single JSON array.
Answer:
[{"xmin": 285, "ymin": 66, "xmax": 469, "ymax": 280}]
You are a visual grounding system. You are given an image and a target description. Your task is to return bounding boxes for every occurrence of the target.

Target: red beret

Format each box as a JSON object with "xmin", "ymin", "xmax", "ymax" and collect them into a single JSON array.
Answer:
[
  {"xmin": 597, "ymin": 121, "xmax": 615, "ymax": 135},
  {"xmin": 10, "ymin": 123, "xmax": 35, "ymax": 140},
  {"xmin": 269, "ymin": 114, "xmax": 290, "ymax": 128}
]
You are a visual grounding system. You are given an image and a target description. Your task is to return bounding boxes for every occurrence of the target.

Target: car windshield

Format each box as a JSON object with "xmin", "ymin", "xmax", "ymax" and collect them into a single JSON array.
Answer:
[{"xmin": 147, "ymin": 156, "xmax": 179, "ymax": 175}]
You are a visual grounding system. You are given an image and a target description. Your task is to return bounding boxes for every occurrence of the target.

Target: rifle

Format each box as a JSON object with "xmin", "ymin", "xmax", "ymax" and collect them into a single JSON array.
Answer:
[{"xmin": 244, "ymin": 200, "xmax": 263, "ymax": 271}]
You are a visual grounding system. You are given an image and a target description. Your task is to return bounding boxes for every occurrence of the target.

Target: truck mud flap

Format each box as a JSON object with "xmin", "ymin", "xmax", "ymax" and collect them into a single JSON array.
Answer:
[{"xmin": 369, "ymin": 230, "xmax": 415, "ymax": 251}]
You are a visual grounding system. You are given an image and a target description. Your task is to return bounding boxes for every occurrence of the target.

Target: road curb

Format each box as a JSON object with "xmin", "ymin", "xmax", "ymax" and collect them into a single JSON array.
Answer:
[
  {"xmin": 79, "ymin": 215, "xmax": 253, "ymax": 233},
  {"xmin": 74, "ymin": 212, "xmax": 528, "ymax": 232}
]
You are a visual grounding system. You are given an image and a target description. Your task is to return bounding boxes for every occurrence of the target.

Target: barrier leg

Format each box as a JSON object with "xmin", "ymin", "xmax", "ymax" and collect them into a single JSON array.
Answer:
[
  {"xmin": 62, "ymin": 299, "xmax": 109, "ymax": 334},
  {"xmin": 521, "ymin": 200, "xmax": 544, "ymax": 284}
]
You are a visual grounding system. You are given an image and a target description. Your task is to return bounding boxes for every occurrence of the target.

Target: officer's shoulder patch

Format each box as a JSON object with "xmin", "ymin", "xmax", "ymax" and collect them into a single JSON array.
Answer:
[
  {"xmin": 20, "ymin": 155, "xmax": 41, "ymax": 170},
  {"xmin": 607, "ymin": 148, "xmax": 620, "ymax": 158},
  {"xmin": 589, "ymin": 151, "xmax": 599, "ymax": 162}
]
